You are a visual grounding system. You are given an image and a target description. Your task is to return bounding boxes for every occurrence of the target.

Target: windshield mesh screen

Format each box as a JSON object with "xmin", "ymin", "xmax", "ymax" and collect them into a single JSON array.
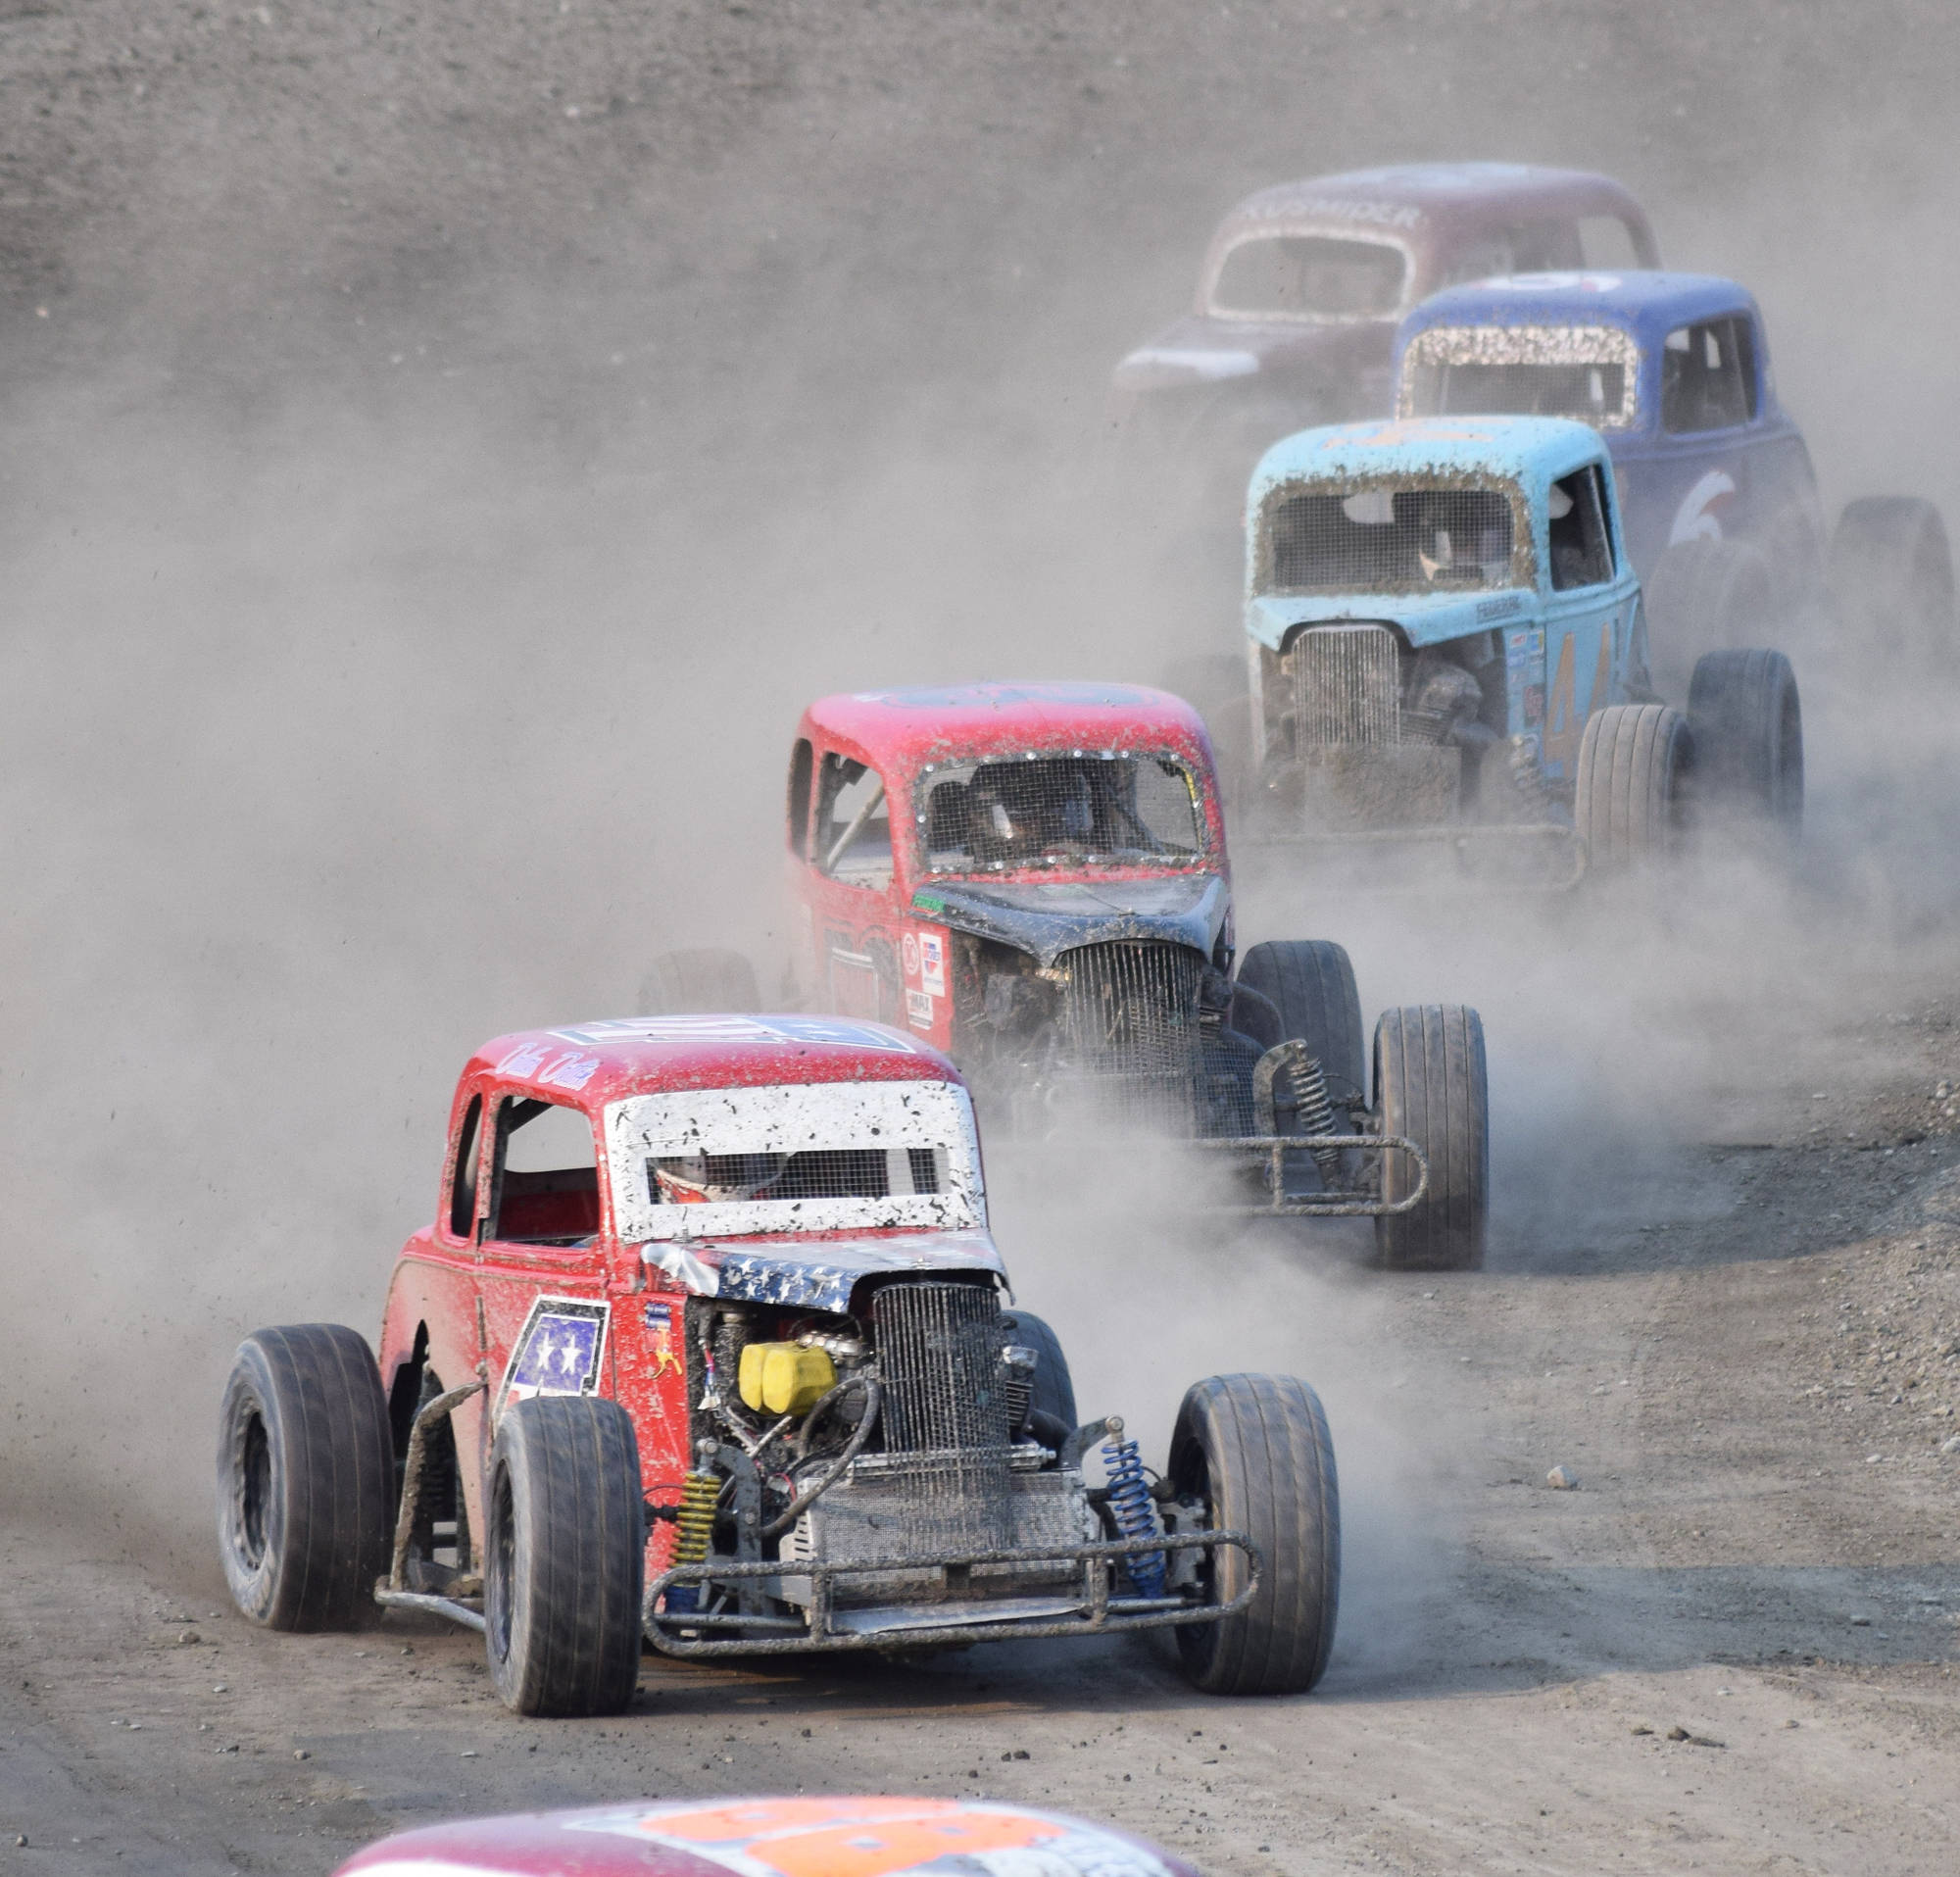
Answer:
[
  {"xmin": 645, "ymin": 1145, "xmax": 949, "ymax": 1208},
  {"xmin": 1211, "ymin": 235, "xmax": 1407, "ymax": 319},
  {"xmin": 1399, "ymin": 325, "xmax": 1641, "ymax": 429},
  {"xmin": 916, "ymin": 753, "xmax": 1205, "ymax": 873},
  {"xmin": 1264, "ymin": 485, "xmax": 1518, "ymax": 594}
]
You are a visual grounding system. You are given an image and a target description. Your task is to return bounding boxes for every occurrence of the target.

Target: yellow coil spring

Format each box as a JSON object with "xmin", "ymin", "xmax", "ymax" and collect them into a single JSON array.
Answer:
[{"xmin": 671, "ymin": 1470, "xmax": 719, "ymax": 1566}]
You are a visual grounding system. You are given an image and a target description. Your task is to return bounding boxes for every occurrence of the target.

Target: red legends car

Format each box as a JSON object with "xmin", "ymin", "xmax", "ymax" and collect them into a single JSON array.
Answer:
[
  {"xmin": 335, "ymin": 1798, "xmax": 1202, "ymax": 1877},
  {"xmin": 218, "ymin": 1015, "xmax": 1340, "ymax": 1716},
  {"xmin": 668, "ymin": 682, "xmax": 1488, "ymax": 1269}
]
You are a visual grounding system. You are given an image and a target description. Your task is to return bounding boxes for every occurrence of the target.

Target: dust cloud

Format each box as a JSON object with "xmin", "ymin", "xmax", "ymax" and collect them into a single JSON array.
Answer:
[{"xmin": 2, "ymin": 0, "xmax": 1957, "ymax": 1680}]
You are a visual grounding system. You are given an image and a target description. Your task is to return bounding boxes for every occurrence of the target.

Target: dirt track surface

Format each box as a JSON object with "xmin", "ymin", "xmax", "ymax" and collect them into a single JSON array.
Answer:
[{"xmin": 5, "ymin": 2, "xmax": 1960, "ymax": 1873}]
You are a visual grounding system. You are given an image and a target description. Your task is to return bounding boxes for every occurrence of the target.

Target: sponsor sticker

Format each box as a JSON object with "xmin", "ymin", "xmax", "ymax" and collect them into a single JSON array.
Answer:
[
  {"xmin": 902, "ymin": 931, "xmax": 920, "ymax": 978},
  {"xmin": 917, "ymin": 932, "xmax": 946, "ymax": 997},
  {"xmin": 906, "ymin": 988, "xmax": 934, "ymax": 1030}
]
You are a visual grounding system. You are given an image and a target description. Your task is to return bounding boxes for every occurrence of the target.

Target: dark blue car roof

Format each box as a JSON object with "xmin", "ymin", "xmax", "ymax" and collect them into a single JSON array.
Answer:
[{"xmin": 1397, "ymin": 270, "xmax": 1759, "ymax": 356}]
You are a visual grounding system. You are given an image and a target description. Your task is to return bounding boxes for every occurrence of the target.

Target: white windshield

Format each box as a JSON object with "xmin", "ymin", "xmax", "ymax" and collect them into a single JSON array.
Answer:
[
  {"xmin": 606, "ymin": 1080, "xmax": 986, "ymax": 1242},
  {"xmin": 1400, "ymin": 324, "xmax": 1642, "ymax": 429}
]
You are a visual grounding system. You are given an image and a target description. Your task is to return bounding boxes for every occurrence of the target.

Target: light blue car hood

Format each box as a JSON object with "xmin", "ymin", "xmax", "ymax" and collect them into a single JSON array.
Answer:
[{"xmin": 1246, "ymin": 586, "xmax": 1539, "ymax": 653}]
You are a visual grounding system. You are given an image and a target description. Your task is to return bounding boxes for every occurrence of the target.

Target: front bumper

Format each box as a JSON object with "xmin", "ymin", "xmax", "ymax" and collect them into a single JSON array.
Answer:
[{"xmin": 642, "ymin": 1528, "xmax": 1259, "ymax": 1656}]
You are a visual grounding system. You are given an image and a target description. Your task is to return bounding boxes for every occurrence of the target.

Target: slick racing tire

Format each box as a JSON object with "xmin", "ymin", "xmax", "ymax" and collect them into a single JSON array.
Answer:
[
  {"xmin": 1687, "ymin": 648, "xmax": 1803, "ymax": 840},
  {"xmin": 998, "ymin": 1309, "xmax": 1078, "ymax": 1433},
  {"xmin": 1235, "ymin": 939, "xmax": 1366, "ymax": 1110},
  {"xmin": 1170, "ymin": 1373, "xmax": 1340, "ymax": 1697},
  {"xmin": 1642, "ymin": 537, "xmax": 1774, "ymax": 692},
  {"xmin": 1829, "ymin": 495, "xmax": 1954, "ymax": 656},
  {"xmin": 484, "ymin": 1395, "xmax": 645, "ymax": 1718},
  {"xmin": 1573, "ymin": 703, "xmax": 1690, "ymax": 870},
  {"xmin": 1373, "ymin": 1005, "xmax": 1490, "ymax": 1273},
  {"xmin": 640, "ymin": 947, "xmax": 760, "ymax": 1015},
  {"xmin": 217, "ymin": 1324, "xmax": 395, "ymax": 1632}
]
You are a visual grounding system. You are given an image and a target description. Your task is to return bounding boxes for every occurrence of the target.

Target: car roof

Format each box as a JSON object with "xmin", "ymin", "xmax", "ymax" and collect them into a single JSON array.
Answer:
[
  {"xmin": 799, "ymin": 682, "xmax": 1214, "ymax": 775},
  {"xmin": 333, "ymin": 1795, "xmax": 1205, "ymax": 1877},
  {"xmin": 1249, "ymin": 414, "xmax": 1608, "ymax": 507},
  {"xmin": 1398, "ymin": 269, "xmax": 1760, "ymax": 347},
  {"xmin": 464, "ymin": 1014, "xmax": 963, "ymax": 1109},
  {"xmin": 1215, "ymin": 163, "xmax": 1648, "ymax": 244}
]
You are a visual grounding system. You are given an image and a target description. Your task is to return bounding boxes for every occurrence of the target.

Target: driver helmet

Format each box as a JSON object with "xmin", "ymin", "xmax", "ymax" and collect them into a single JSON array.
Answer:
[
  {"xmin": 967, "ymin": 761, "xmax": 1095, "ymax": 860},
  {"xmin": 654, "ymin": 1150, "xmax": 787, "ymax": 1205}
]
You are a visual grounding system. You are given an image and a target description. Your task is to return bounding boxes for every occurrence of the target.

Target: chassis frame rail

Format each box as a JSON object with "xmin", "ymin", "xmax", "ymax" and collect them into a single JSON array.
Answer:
[
  {"xmin": 642, "ymin": 1527, "xmax": 1260, "ymax": 1657},
  {"xmin": 1195, "ymin": 1132, "xmax": 1429, "ymax": 1217}
]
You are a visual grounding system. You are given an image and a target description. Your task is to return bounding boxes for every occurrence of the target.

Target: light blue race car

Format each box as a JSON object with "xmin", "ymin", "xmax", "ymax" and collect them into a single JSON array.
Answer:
[{"xmin": 1236, "ymin": 414, "xmax": 1801, "ymax": 884}]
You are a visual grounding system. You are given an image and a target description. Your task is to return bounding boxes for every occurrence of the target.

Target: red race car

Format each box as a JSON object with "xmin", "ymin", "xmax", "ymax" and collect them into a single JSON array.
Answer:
[
  {"xmin": 653, "ymin": 682, "xmax": 1488, "ymax": 1270},
  {"xmin": 218, "ymin": 1015, "xmax": 1340, "ymax": 1715},
  {"xmin": 335, "ymin": 1797, "xmax": 1202, "ymax": 1877}
]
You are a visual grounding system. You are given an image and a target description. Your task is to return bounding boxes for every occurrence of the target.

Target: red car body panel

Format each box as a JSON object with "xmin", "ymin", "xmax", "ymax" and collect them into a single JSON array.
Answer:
[
  {"xmin": 784, "ymin": 682, "xmax": 1229, "ymax": 1053},
  {"xmin": 335, "ymin": 1796, "xmax": 1201, "ymax": 1877},
  {"xmin": 375, "ymin": 1018, "xmax": 974, "ymax": 1579}
]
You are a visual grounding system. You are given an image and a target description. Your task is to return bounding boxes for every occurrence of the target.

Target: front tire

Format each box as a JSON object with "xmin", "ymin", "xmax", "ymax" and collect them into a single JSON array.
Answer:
[
  {"xmin": 1234, "ymin": 939, "xmax": 1365, "ymax": 1109},
  {"xmin": 1373, "ymin": 1006, "xmax": 1489, "ymax": 1272},
  {"xmin": 1169, "ymin": 1373, "xmax": 1339, "ymax": 1696},
  {"xmin": 1574, "ymin": 703, "xmax": 1690, "ymax": 871},
  {"xmin": 1829, "ymin": 495, "xmax": 1954, "ymax": 655},
  {"xmin": 216, "ymin": 1325, "xmax": 394, "ymax": 1631},
  {"xmin": 1687, "ymin": 648, "xmax": 1802, "ymax": 839},
  {"xmin": 483, "ymin": 1396, "xmax": 645, "ymax": 1717}
]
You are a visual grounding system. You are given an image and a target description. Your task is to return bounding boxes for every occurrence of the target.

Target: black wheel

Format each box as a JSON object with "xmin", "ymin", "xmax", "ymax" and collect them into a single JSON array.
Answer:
[
  {"xmin": 1573, "ymin": 703, "xmax": 1690, "ymax": 870},
  {"xmin": 1234, "ymin": 939, "xmax": 1365, "ymax": 1109},
  {"xmin": 1829, "ymin": 495, "xmax": 1954, "ymax": 654},
  {"xmin": 1169, "ymin": 1373, "xmax": 1339, "ymax": 1697},
  {"xmin": 1373, "ymin": 1006, "xmax": 1489, "ymax": 1273},
  {"xmin": 216, "ymin": 1325, "xmax": 394, "ymax": 1632},
  {"xmin": 483, "ymin": 1395, "xmax": 645, "ymax": 1717},
  {"xmin": 1642, "ymin": 537, "xmax": 1774, "ymax": 691},
  {"xmin": 998, "ymin": 1309, "xmax": 1077, "ymax": 1431},
  {"xmin": 639, "ymin": 947, "xmax": 760, "ymax": 1014},
  {"xmin": 1687, "ymin": 648, "xmax": 1803, "ymax": 838}
]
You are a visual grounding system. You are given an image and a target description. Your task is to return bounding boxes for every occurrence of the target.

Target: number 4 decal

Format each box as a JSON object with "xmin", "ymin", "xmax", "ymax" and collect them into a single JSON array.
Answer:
[{"xmin": 1542, "ymin": 627, "xmax": 1615, "ymax": 771}]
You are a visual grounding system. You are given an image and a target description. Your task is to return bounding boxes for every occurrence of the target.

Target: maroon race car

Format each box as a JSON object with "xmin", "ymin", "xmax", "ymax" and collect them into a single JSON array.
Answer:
[
  {"xmin": 1111, "ymin": 162, "xmax": 1658, "ymax": 444},
  {"xmin": 335, "ymin": 1797, "xmax": 1203, "ymax": 1877}
]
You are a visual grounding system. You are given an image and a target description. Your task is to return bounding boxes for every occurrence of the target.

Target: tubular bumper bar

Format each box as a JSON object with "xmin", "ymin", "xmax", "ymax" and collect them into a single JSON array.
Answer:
[
  {"xmin": 1195, "ymin": 1132, "xmax": 1429, "ymax": 1217},
  {"xmin": 642, "ymin": 1528, "xmax": 1260, "ymax": 1657}
]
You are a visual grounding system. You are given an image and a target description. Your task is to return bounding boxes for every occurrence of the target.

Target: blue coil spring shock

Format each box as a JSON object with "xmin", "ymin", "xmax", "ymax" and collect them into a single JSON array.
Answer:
[{"xmin": 1102, "ymin": 1417, "xmax": 1166, "ymax": 1598}]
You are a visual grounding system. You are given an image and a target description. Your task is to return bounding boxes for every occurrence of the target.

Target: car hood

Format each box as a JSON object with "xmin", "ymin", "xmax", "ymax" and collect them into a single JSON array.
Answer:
[
  {"xmin": 1246, "ymin": 586, "xmax": 1539, "ymax": 653},
  {"xmin": 912, "ymin": 874, "xmax": 1229, "ymax": 968},
  {"xmin": 1112, "ymin": 313, "xmax": 1396, "ymax": 397},
  {"xmin": 641, "ymin": 1226, "xmax": 1007, "ymax": 1312}
]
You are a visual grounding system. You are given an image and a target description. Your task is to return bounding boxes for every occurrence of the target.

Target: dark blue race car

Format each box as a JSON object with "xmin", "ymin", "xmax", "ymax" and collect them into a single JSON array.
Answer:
[{"xmin": 1393, "ymin": 271, "xmax": 1952, "ymax": 684}]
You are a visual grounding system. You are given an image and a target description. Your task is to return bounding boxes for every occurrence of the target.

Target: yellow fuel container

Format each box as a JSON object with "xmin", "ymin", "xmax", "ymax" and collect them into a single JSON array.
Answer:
[{"xmin": 737, "ymin": 1341, "xmax": 837, "ymax": 1416}]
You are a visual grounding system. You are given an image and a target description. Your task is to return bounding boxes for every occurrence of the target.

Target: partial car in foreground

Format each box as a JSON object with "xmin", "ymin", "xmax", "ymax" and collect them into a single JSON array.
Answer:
[{"xmin": 336, "ymin": 1797, "xmax": 1201, "ymax": 1877}]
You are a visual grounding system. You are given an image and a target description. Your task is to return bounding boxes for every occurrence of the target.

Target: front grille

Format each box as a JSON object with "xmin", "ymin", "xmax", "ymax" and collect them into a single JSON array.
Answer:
[
  {"xmin": 1290, "ymin": 625, "xmax": 1401, "ymax": 748},
  {"xmin": 1056, "ymin": 940, "xmax": 1206, "ymax": 1133},
  {"xmin": 870, "ymin": 1281, "xmax": 1012, "ymax": 1552}
]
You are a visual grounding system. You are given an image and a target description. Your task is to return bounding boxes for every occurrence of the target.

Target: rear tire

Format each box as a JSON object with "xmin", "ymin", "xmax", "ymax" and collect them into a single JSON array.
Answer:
[
  {"xmin": 1573, "ymin": 703, "xmax": 1690, "ymax": 870},
  {"xmin": 999, "ymin": 1309, "xmax": 1077, "ymax": 1431},
  {"xmin": 1829, "ymin": 495, "xmax": 1954, "ymax": 654},
  {"xmin": 1373, "ymin": 1006, "xmax": 1489, "ymax": 1273},
  {"xmin": 640, "ymin": 947, "xmax": 759, "ymax": 1014},
  {"xmin": 1234, "ymin": 939, "xmax": 1366, "ymax": 1109},
  {"xmin": 216, "ymin": 1325, "xmax": 394, "ymax": 1631},
  {"xmin": 1687, "ymin": 648, "xmax": 1803, "ymax": 838},
  {"xmin": 483, "ymin": 1396, "xmax": 645, "ymax": 1717},
  {"xmin": 1169, "ymin": 1373, "xmax": 1339, "ymax": 1697},
  {"xmin": 1643, "ymin": 537, "xmax": 1774, "ymax": 690}
]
